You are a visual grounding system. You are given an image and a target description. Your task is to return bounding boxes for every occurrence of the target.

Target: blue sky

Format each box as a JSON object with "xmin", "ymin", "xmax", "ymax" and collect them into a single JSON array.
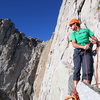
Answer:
[{"xmin": 0, "ymin": 0, "xmax": 62, "ymax": 41}]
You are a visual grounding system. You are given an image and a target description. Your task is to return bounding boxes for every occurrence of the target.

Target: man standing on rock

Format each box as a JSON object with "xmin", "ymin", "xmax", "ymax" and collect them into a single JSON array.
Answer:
[{"xmin": 69, "ymin": 18, "xmax": 99, "ymax": 94}]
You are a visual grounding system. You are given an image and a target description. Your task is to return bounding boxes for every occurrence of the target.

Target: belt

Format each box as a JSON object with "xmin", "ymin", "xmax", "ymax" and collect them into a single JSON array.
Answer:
[{"xmin": 79, "ymin": 42, "xmax": 90, "ymax": 45}]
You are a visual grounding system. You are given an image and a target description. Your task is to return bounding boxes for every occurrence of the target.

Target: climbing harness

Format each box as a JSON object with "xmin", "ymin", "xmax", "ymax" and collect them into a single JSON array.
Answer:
[{"xmin": 95, "ymin": 44, "xmax": 99, "ymax": 88}]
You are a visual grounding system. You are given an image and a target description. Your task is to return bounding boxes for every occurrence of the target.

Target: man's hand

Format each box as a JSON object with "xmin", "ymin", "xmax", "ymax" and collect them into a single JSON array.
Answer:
[
  {"xmin": 83, "ymin": 44, "xmax": 90, "ymax": 50},
  {"xmin": 90, "ymin": 39, "xmax": 100, "ymax": 47},
  {"xmin": 90, "ymin": 40, "xmax": 97, "ymax": 44},
  {"xmin": 91, "ymin": 35, "xmax": 99, "ymax": 44}
]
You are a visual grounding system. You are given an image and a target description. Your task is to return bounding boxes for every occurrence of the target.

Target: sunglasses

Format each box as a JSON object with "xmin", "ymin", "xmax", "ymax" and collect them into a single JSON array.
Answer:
[{"xmin": 69, "ymin": 23, "xmax": 76, "ymax": 27}]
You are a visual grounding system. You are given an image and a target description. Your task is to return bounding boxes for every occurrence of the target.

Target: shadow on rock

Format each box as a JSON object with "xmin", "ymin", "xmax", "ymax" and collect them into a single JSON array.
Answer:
[
  {"xmin": 0, "ymin": 89, "xmax": 11, "ymax": 100},
  {"xmin": 68, "ymin": 75, "xmax": 74, "ymax": 95}
]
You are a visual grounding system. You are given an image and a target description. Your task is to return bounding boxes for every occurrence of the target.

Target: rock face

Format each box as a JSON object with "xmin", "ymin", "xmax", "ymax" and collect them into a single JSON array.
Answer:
[
  {"xmin": 34, "ymin": 0, "xmax": 100, "ymax": 100},
  {"xmin": 0, "ymin": 19, "xmax": 45, "ymax": 100},
  {"xmin": 0, "ymin": 0, "xmax": 100, "ymax": 100},
  {"xmin": 77, "ymin": 81, "xmax": 100, "ymax": 100}
]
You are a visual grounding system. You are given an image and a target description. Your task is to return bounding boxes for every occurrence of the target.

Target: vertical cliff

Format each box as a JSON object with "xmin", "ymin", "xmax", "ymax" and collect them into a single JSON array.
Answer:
[
  {"xmin": 34, "ymin": 0, "xmax": 100, "ymax": 100},
  {"xmin": 0, "ymin": 0, "xmax": 100, "ymax": 100},
  {"xmin": 0, "ymin": 19, "xmax": 45, "ymax": 100}
]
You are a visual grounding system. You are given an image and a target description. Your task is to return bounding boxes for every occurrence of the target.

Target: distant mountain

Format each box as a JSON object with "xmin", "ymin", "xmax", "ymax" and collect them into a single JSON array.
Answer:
[{"xmin": 0, "ymin": 19, "xmax": 45, "ymax": 100}]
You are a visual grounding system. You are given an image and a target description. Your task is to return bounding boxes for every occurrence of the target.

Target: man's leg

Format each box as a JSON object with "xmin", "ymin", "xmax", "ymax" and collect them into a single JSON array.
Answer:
[
  {"xmin": 82, "ymin": 50, "xmax": 94, "ymax": 84},
  {"xmin": 83, "ymin": 80, "xmax": 91, "ymax": 84},
  {"xmin": 74, "ymin": 80, "xmax": 79, "ymax": 88},
  {"xmin": 73, "ymin": 49, "xmax": 82, "ymax": 88}
]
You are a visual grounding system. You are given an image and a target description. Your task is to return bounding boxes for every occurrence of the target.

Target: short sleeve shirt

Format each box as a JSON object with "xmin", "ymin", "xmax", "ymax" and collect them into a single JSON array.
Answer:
[{"xmin": 70, "ymin": 28, "xmax": 94, "ymax": 45}]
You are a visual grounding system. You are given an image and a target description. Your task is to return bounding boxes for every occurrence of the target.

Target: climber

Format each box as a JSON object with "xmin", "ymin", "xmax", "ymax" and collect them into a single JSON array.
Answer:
[{"xmin": 69, "ymin": 18, "xmax": 99, "ymax": 92}]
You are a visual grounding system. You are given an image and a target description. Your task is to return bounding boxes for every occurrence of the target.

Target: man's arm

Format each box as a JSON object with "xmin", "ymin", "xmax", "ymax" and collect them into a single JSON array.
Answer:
[
  {"xmin": 91, "ymin": 35, "xmax": 98, "ymax": 44},
  {"xmin": 72, "ymin": 40, "xmax": 90, "ymax": 50}
]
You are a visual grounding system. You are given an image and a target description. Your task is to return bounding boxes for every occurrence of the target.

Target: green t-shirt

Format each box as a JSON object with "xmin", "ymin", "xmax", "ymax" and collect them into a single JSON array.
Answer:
[{"xmin": 70, "ymin": 28, "xmax": 94, "ymax": 45}]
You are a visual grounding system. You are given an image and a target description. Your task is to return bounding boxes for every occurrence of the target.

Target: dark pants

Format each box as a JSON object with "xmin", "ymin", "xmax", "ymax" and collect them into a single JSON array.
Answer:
[{"xmin": 73, "ymin": 48, "xmax": 94, "ymax": 81}]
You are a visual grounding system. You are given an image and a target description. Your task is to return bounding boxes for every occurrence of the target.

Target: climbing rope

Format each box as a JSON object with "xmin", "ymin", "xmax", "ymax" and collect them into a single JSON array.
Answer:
[
  {"xmin": 64, "ymin": 96, "xmax": 77, "ymax": 100},
  {"xmin": 92, "ymin": 43, "xmax": 100, "ymax": 88},
  {"xmin": 84, "ymin": 42, "xmax": 100, "ymax": 88},
  {"xmin": 84, "ymin": 50, "xmax": 89, "ymax": 81},
  {"xmin": 64, "ymin": 88, "xmax": 80, "ymax": 100},
  {"xmin": 64, "ymin": 94, "xmax": 80, "ymax": 100},
  {"xmin": 95, "ymin": 44, "xmax": 99, "ymax": 88}
]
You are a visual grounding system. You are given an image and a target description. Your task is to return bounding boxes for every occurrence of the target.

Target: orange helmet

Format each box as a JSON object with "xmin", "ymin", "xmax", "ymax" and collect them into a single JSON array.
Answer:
[{"xmin": 69, "ymin": 18, "xmax": 80, "ymax": 26}]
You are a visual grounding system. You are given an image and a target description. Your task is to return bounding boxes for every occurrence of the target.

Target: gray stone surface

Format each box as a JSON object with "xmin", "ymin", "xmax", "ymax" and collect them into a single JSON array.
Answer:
[
  {"xmin": 77, "ymin": 81, "xmax": 100, "ymax": 100},
  {"xmin": 0, "ymin": 19, "xmax": 45, "ymax": 100},
  {"xmin": 37, "ymin": 0, "xmax": 100, "ymax": 100},
  {"xmin": 0, "ymin": 0, "xmax": 100, "ymax": 100}
]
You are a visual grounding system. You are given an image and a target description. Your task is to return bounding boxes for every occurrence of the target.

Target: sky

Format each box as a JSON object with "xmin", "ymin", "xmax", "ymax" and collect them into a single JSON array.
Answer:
[{"xmin": 0, "ymin": 0, "xmax": 62, "ymax": 41}]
